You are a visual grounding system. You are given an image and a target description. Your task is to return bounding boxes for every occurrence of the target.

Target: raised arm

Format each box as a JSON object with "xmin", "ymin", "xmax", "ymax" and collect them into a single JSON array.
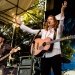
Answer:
[
  {"xmin": 55, "ymin": 1, "xmax": 67, "ymax": 20},
  {"xmin": 20, "ymin": 23, "xmax": 41, "ymax": 35},
  {"xmin": 57, "ymin": 1, "xmax": 67, "ymax": 35},
  {"xmin": 13, "ymin": 16, "xmax": 42, "ymax": 35}
]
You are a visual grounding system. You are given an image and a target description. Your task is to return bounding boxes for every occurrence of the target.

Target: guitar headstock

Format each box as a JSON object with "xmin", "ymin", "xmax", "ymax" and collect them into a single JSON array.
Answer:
[
  {"xmin": 60, "ymin": 35, "xmax": 75, "ymax": 42},
  {"xmin": 66, "ymin": 35, "xmax": 75, "ymax": 40}
]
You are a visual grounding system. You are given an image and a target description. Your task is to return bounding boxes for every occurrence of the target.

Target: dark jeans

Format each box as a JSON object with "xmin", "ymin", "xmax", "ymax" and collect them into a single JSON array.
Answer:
[{"xmin": 41, "ymin": 54, "xmax": 61, "ymax": 75}]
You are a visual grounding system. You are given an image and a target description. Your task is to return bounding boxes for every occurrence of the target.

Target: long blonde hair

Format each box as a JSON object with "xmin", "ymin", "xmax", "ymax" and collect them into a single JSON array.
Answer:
[{"xmin": 43, "ymin": 15, "xmax": 59, "ymax": 31}]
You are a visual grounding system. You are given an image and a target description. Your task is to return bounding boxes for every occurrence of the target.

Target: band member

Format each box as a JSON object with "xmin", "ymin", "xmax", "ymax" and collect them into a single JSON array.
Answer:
[
  {"xmin": 15, "ymin": 1, "xmax": 67, "ymax": 75},
  {"xmin": 0, "ymin": 34, "xmax": 11, "ymax": 66},
  {"xmin": 0, "ymin": 34, "xmax": 19, "ymax": 67}
]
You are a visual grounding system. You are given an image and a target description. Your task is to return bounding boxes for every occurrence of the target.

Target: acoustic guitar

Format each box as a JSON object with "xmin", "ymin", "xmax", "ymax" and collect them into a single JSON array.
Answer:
[{"xmin": 31, "ymin": 35, "xmax": 75, "ymax": 56}]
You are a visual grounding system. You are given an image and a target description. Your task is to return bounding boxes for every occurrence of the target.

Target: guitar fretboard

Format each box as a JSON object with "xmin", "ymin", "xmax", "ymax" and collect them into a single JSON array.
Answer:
[{"xmin": 47, "ymin": 35, "xmax": 75, "ymax": 44}]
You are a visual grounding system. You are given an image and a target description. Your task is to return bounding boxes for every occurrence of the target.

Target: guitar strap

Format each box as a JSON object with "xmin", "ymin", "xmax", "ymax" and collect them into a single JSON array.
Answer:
[
  {"xmin": 49, "ymin": 29, "xmax": 57, "ymax": 52},
  {"xmin": 54, "ymin": 29, "xmax": 57, "ymax": 40}
]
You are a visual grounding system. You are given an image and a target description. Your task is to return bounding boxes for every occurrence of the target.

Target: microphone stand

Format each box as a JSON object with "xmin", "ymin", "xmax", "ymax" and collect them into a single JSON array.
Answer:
[
  {"xmin": 30, "ymin": 30, "xmax": 41, "ymax": 75},
  {"xmin": 7, "ymin": 22, "xmax": 16, "ymax": 67}
]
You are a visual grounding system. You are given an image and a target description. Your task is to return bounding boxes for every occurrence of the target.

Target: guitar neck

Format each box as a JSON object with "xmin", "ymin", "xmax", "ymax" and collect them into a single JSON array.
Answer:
[
  {"xmin": 50, "ymin": 36, "xmax": 71, "ymax": 44},
  {"xmin": 0, "ymin": 47, "xmax": 20, "ymax": 61},
  {"xmin": 0, "ymin": 53, "xmax": 12, "ymax": 61},
  {"xmin": 51, "ymin": 38, "xmax": 64, "ymax": 44}
]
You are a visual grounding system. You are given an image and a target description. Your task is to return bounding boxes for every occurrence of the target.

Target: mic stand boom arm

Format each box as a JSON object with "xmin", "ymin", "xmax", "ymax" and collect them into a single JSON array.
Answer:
[{"xmin": 29, "ymin": 29, "xmax": 41, "ymax": 45}]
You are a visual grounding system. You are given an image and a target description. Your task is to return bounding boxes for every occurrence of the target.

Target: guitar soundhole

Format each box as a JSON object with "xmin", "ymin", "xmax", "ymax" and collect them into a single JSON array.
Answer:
[{"xmin": 42, "ymin": 42, "xmax": 46, "ymax": 46}]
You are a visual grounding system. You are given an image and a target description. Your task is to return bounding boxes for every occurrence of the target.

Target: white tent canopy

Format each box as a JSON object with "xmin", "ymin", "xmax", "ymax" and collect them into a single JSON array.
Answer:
[{"xmin": 0, "ymin": 0, "xmax": 36, "ymax": 23}]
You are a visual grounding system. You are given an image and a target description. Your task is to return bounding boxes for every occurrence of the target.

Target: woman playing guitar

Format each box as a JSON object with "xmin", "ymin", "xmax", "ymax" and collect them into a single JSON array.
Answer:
[{"xmin": 15, "ymin": 1, "xmax": 67, "ymax": 75}]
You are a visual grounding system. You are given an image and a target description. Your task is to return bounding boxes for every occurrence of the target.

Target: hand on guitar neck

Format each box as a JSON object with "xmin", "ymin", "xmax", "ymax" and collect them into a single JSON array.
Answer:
[
  {"xmin": 9, "ymin": 47, "xmax": 21, "ymax": 60},
  {"xmin": 0, "ymin": 47, "xmax": 21, "ymax": 61},
  {"xmin": 10, "ymin": 47, "xmax": 21, "ymax": 54}
]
